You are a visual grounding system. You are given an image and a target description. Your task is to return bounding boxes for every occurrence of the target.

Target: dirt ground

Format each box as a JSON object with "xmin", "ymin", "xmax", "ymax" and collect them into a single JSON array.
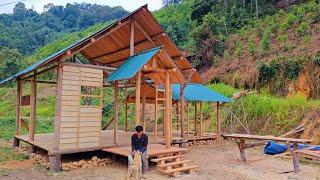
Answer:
[{"xmin": 0, "ymin": 140, "xmax": 319, "ymax": 180}]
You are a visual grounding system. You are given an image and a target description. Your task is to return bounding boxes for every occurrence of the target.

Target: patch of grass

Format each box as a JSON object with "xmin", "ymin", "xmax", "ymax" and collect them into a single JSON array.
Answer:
[
  {"xmin": 207, "ymin": 83, "xmax": 237, "ymax": 97},
  {"xmin": 0, "ymin": 140, "xmax": 28, "ymax": 162}
]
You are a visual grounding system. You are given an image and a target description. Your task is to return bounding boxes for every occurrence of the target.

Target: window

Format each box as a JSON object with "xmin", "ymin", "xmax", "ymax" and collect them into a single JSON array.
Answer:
[{"xmin": 80, "ymin": 86, "xmax": 101, "ymax": 106}]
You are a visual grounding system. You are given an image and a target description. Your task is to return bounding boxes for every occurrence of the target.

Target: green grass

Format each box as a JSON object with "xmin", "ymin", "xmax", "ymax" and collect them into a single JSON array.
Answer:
[{"xmin": 207, "ymin": 83, "xmax": 237, "ymax": 97}]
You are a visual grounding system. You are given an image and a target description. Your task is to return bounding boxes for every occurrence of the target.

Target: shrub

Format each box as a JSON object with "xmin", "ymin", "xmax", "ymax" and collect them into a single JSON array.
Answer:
[
  {"xmin": 235, "ymin": 42, "xmax": 243, "ymax": 61},
  {"xmin": 278, "ymin": 34, "xmax": 287, "ymax": 44},
  {"xmin": 283, "ymin": 58, "xmax": 302, "ymax": 79},
  {"xmin": 314, "ymin": 55, "xmax": 320, "ymax": 67},
  {"xmin": 248, "ymin": 38, "xmax": 256, "ymax": 57},
  {"xmin": 258, "ymin": 60, "xmax": 279, "ymax": 85},
  {"xmin": 296, "ymin": 22, "xmax": 309, "ymax": 37},
  {"xmin": 261, "ymin": 35, "xmax": 270, "ymax": 54}
]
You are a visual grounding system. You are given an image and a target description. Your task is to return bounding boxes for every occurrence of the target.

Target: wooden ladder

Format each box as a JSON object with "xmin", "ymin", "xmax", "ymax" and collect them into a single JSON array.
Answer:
[{"xmin": 151, "ymin": 152, "xmax": 199, "ymax": 177}]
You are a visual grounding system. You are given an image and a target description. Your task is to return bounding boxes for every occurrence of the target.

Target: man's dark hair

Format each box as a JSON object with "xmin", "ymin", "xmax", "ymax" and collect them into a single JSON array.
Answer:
[{"xmin": 135, "ymin": 125, "xmax": 143, "ymax": 132}]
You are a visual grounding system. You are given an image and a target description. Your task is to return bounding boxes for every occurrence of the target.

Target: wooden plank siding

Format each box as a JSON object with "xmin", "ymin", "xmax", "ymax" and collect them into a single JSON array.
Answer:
[{"xmin": 58, "ymin": 65, "xmax": 103, "ymax": 150}]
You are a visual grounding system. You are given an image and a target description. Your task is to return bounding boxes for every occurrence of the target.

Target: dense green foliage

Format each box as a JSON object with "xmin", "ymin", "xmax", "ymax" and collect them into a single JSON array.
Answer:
[{"xmin": 0, "ymin": 2, "xmax": 128, "ymax": 55}]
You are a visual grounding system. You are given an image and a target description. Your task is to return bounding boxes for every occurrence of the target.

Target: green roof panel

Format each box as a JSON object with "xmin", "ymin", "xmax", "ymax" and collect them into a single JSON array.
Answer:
[
  {"xmin": 171, "ymin": 83, "xmax": 231, "ymax": 103},
  {"xmin": 107, "ymin": 47, "xmax": 160, "ymax": 81}
]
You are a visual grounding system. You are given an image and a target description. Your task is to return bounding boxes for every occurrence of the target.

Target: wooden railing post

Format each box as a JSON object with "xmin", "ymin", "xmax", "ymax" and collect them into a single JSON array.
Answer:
[
  {"xmin": 180, "ymin": 84, "xmax": 185, "ymax": 138},
  {"xmin": 114, "ymin": 80, "xmax": 119, "ymax": 145},
  {"xmin": 216, "ymin": 102, "xmax": 221, "ymax": 142},
  {"xmin": 29, "ymin": 73, "xmax": 37, "ymax": 144}
]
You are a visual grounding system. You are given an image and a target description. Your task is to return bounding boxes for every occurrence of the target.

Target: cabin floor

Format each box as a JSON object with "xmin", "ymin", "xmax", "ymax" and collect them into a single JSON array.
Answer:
[{"xmin": 14, "ymin": 130, "xmax": 216, "ymax": 154}]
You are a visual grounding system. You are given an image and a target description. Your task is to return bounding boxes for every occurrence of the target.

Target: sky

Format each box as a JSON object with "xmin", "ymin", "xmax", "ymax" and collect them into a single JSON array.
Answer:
[{"xmin": 0, "ymin": 0, "xmax": 163, "ymax": 14}]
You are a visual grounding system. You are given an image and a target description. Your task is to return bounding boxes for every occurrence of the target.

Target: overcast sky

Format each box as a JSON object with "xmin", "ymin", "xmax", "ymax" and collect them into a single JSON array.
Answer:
[{"xmin": 0, "ymin": 0, "xmax": 162, "ymax": 14}]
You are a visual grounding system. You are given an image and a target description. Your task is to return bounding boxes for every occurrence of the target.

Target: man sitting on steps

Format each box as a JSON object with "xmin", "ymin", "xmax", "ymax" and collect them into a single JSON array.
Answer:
[{"xmin": 131, "ymin": 125, "xmax": 148, "ymax": 179}]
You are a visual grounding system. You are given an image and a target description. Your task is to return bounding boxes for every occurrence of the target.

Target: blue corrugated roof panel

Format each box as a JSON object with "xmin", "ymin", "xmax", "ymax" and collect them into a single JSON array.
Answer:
[
  {"xmin": 171, "ymin": 83, "xmax": 231, "ymax": 103},
  {"xmin": 107, "ymin": 47, "xmax": 160, "ymax": 81}
]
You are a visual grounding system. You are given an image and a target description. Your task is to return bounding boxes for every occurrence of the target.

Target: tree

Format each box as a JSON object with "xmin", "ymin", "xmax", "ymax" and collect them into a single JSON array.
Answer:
[
  {"xmin": 0, "ymin": 48, "xmax": 25, "ymax": 80},
  {"xmin": 235, "ymin": 42, "xmax": 243, "ymax": 62},
  {"xmin": 248, "ymin": 38, "xmax": 256, "ymax": 60},
  {"xmin": 162, "ymin": 0, "xmax": 182, "ymax": 6}
]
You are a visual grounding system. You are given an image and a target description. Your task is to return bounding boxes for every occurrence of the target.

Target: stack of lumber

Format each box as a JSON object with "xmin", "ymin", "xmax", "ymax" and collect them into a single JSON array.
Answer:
[
  {"xmin": 151, "ymin": 152, "xmax": 198, "ymax": 177},
  {"xmin": 61, "ymin": 156, "xmax": 112, "ymax": 171}
]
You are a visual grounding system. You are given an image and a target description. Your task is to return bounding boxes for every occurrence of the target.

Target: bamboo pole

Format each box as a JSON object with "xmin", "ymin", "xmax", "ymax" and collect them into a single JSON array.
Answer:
[
  {"xmin": 164, "ymin": 72, "xmax": 171, "ymax": 149},
  {"xmin": 135, "ymin": 71, "xmax": 141, "ymax": 125},
  {"xmin": 114, "ymin": 81, "xmax": 119, "ymax": 145},
  {"xmin": 142, "ymin": 88, "xmax": 146, "ymax": 132},
  {"xmin": 29, "ymin": 74, "xmax": 37, "ymax": 142},
  {"xmin": 216, "ymin": 102, "xmax": 221, "ymax": 142}
]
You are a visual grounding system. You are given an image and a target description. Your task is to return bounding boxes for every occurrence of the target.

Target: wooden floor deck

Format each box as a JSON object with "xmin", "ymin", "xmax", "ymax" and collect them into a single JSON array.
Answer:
[
  {"xmin": 14, "ymin": 130, "xmax": 217, "ymax": 155},
  {"xmin": 103, "ymin": 144, "xmax": 188, "ymax": 158}
]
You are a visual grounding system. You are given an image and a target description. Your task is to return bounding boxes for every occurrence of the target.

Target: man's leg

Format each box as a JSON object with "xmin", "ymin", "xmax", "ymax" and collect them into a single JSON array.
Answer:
[{"xmin": 141, "ymin": 151, "xmax": 147, "ymax": 174}]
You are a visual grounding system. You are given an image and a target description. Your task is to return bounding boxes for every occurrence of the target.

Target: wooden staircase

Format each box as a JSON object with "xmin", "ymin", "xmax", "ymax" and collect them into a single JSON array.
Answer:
[{"xmin": 151, "ymin": 152, "xmax": 199, "ymax": 177}]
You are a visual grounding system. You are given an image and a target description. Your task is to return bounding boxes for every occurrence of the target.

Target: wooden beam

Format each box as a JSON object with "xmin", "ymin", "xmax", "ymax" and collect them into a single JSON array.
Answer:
[
  {"xmin": 130, "ymin": 18, "xmax": 135, "ymax": 56},
  {"xmin": 135, "ymin": 71, "xmax": 141, "ymax": 125},
  {"xmin": 200, "ymin": 102, "xmax": 203, "ymax": 136},
  {"xmin": 175, "ymin": 102, "xmax": 179, "ymax": 131},
  {"xmin": 134, "ymin": 21, "xmax": 156, "ymax": 46},
  {"xmin": 15, "ymin": 79, "xmax": 22, "ymax": 136},
  {"xmin": 194, "ymin": 101, "xmax": 198, "ymax": 136},
  {"xmin": 186, "ymin": 102, "xmax": 189, "ymax": 138},
  {"xmin": 164, "ymin": 72, "xmax": 171, "ymax": 149},
  {"xmin": 21, "ymin": 65, "xmax": 57, "ymax": 80},
  {"xmin": 216, "ymin": 102, "xmax": 221, "ymax": 142},
  {"xmin": 124, "ymin": 87, "xmax": 128, "ymax": 132},
  {"xmin": 61, "ymin": 62, "xmax": 116, "ymax": 71},
  {"xmin": 180, "ymin": 83, "xmax": 185, "ymax": 138},
  {"xmin": 154, "ymin": 86, "xmax": 158, "ymax": 140},
  {"xmin": 51, "ymin": 64, "xmax": 62, "ymax": 172},
  {"xmin": 142, "ymin": 68, "xmax": 176, "ymax": 73},
  {"xmin": 29, "ymin": 73, "xmax": 37, "ymax": 142},
  {"xmin": 25, "ymin": 80, "xmax": 56, "ymax": 84},
  {"xmin": 114, "ymin": 81, "xmax": 119, "ymax": 145},
  {"xmin": 91, "ymin": 33, "xmax": 165, "ymax": 63}
]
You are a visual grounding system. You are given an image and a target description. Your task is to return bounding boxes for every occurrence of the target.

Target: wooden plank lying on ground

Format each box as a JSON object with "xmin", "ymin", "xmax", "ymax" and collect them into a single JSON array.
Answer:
[{"xmin": 223, "ymin": 134, "xmax": 314, "ymax": 143}]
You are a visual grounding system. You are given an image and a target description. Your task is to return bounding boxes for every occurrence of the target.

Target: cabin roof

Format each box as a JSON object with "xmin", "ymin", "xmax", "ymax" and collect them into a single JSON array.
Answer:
[
  {"xmin": 127, "ymin": 83, "xmax": 231, "ymax": 103},
  {"xmin": 0, "ymin": 4, "xmax": 202, "ymax": 85}
]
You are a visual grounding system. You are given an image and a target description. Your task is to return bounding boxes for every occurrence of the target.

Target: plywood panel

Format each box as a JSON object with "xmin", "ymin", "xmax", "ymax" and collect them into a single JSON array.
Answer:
[
  {"xmin": 61, "ymin": 116, "xmax": 78, "ymax": 122},
  {"xmin": 59, "ymin": 64, "xmax": 103, "ymax": 150},
  {"xmin": 79, "ymin": 116, "xmax": 100, "ymax": 122},
  {"xmin": 79, "ymin": 121, "xmax": 100, "ymax": 127},
  {"xmin": 63, "ymin": 66, "xmax": 80, "ymax": 73}
]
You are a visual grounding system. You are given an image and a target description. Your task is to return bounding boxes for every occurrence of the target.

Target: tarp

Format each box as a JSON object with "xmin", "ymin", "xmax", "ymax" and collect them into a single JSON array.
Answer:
[
  {"xmin": 264, "ymin": 140, "xmax": 312, "ymax": 155},
  {"xmin": 107, "ymin": 47, "xmax": 160, "ymax": 81},
  {"xmin": 171, "ymin": 83, "xmax": 231, "ymax": 103}
]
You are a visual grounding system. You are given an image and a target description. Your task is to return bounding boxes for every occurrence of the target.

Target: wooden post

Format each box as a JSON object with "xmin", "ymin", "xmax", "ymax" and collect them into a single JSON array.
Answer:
[
  {"xmin": 135, "ymin": 71, "xmax": 141, "ymax": 125},
  {"xmin": 186, "ymin": 102, "xmax": 189, "ymax": 138},
  {"xmin": 175, "ymin": 102, "xmax": 179, "ymax": 131},
  {"xmin": 124, "ymin": 86, "xmax": 128, "ymax": 132},
  {"xmin": 292, "ymin": 142, "xmax": 300, "ymax": 173},
  {"xmin": 216, "ymin": 102, "xmax": 221, "ymax": 142},
  {"xmin": 29, "ymin": 73, "xmax": 37, "ymax": 153},
  {"xmin": 13, "ymin": 79, "xmax": 22, "ymax": 147},
  {"xmin": 51, "ymin": 64, "xmax": 62, "ymax": 172},
  {"xmin": 154, "ymin": 87, "xmax": 158, "ymax": 140},
  {"xmin": 130, "ymin": 18, "xmax": 135, "ymax": 56},
  {"xmin": 200, "ymin": 101, "xmax": 203, "ymax": 137},
  {"xmin": 164, "ymin": 72, "xmax": 171, "ymax": 149},
  {"xmin": 194, "ymin": 101, "xmax": 198, "ymax": 136},
  {"xmin": 180, "ymin": 84, "xmax": 185, "ymax": 138},
  {"xmin": 114, "ymin": 80, "xmax": 119, "ymax": 145},
  {"xmin": 239, "ymin": 139, "xmax": 246, "ymax": 162},
  {"xmin": 142, "ymin": 89, "xmax": 146, "ymax": 132}
]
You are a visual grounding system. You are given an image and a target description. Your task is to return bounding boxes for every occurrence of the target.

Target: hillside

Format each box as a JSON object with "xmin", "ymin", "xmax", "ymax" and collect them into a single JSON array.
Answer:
[{"xmin": 206, "ymin": 2, "xmax": 320, "ymax": 98}]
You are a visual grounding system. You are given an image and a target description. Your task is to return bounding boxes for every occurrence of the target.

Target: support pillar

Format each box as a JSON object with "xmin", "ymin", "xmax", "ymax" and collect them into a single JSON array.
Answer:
[
  {"xmin": 13, "ymin": 79, "xmax": 22, "ymax": 148},
  {"xmin": 164, "ymin": 72, "xmax": 171, "ymax": 149},
  {"xmin": 216, "ymin": 102, "xmax": 221, "ymax": 142},
  {"xmin": 186, "ymin": 102, "xmax": 189, "ymax": 138},
  {"xmin": 124, "ymin": 86, "xmax": 128, "ymax": 132},
  {"xmin": 154, "ymin": 88, "xmax": 158, "ymax": 140},
  {"xmin": 200, "ymin": 101, "xmax": 203, "ymax": 136},
  {"xmin": 194, "ymin": 101, "xmax": 198, "ymax": 136},
  {"xmin": 135, "ymin": 71, "xmax": 141, "ymax": 125},
  {"xmin": 142, "ymin": 89, "xmax": 146, "ymax": 132},
  {"xmin": 29, "ymin": 73, "xmax": 37, "ymax": 153},
  {"xmin": 114, "ymin": 80, "xmax": 119, "ymax": 145},
  {"xmin": 180, "ymin": 84, "xmax": 185, "ymax": 138},
  {"xmin": 51, "ymin": 64, "xmax": 62, "ymax": 172}
]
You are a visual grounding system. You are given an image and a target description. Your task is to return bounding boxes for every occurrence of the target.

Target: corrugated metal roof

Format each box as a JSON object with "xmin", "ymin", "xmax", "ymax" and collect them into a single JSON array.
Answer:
[
  {"xmin": 171, "ymin": 83, "xmax": 231, "ymax": 103},
  {"xmin": 107, "ymin": 47, "xmax": 160, "ymax": 81}
]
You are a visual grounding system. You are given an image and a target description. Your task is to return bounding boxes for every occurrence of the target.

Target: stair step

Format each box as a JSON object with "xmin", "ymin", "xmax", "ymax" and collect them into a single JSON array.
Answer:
[
  {"xmin": 158, "ymin": 165, "xmax": 199, "ymax": 176},
  {"xmin": 157, "ymin": 98, "xmax": 165, "ymax": 101},
  {"xmin": 151, "ymin": 154, "xmax": 185, "ymax": 163},
  {"xmin": 157, "ymin": 160, "xmax": 191, "ymax": 169}
]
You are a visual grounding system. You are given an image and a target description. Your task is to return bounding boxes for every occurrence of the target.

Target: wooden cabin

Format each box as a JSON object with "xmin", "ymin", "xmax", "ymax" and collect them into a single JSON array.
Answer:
[{"xmin": 0, "ymin": 5, "xmax": 230, "ymax": 173}]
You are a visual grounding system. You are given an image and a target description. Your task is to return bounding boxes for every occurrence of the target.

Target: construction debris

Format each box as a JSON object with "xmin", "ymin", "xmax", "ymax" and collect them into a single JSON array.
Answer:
[{"xmin": 61, "ymin": 156, "xmax": 112, "ymax": 171}]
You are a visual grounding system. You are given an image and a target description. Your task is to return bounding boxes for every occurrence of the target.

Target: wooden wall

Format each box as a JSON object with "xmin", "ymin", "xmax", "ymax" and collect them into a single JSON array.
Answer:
[{"xmin": 59, "ymin": 65, "xmax": 103, "ymax": 150}]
